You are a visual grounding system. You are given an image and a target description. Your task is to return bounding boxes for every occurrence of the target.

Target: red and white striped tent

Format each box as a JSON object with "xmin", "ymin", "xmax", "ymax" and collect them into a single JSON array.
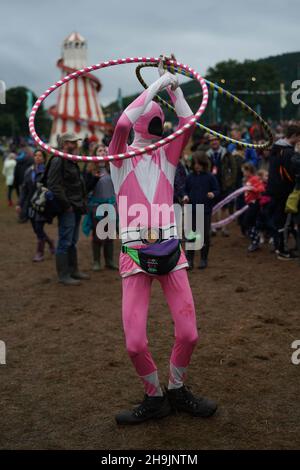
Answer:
[{"xmin": 49, "ymin": 32, "xmax": 110, "ymax": 147}]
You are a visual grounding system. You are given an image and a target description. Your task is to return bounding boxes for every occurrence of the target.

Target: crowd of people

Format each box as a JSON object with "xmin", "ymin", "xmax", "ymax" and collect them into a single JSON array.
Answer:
[
  {"xmin": 173, "ymin": 121, "xmax": 300, "ymax": 267},
  {"xmin": 1, "ymin": 118, "xmax": 300, "ymax": 284},
  {"xmin": 1, "ymin": 133, "xmax": 118, "ymax": 286}
]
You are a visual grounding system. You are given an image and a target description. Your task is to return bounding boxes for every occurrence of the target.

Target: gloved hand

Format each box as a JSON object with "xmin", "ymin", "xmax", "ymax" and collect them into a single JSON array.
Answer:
[
  {"xmin": 157, "ymin": 71, "xmax": 178, "ymax": 92},
  {"xmin": 158, "ymin": 54, "xmax": 192, "ymax": 118},
  {"xmin": 158, "ymin": 54, "xmax": 178, "ymax": 90},
  {"xmin": 158, "ymin": 54, "xmax": 167, "ymax": 77}
]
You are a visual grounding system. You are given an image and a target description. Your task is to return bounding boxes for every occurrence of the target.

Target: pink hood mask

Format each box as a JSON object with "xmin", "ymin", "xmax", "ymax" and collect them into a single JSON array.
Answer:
[{"xmin": 133, "ymin": 101, "xmax": 165, "ymax": 142}]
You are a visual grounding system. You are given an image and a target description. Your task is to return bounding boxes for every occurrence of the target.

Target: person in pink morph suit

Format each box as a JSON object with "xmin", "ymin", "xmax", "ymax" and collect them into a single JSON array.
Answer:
[{"xmin": 109, "ymin": 56, "xmax": 217, "ymax": 425}]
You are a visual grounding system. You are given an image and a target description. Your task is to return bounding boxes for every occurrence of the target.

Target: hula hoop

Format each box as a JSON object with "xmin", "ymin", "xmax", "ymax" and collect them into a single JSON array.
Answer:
[
  {"xmin": 135, "ymin": 63, "xmax": 274, "ymax": 150},
  {"xmin": 29, "ymin": 57, "xmax": 209, "ymax": 162},
  {"xmin": 211, "ymin": 186, "xmax": 251, "ymax": 229}
]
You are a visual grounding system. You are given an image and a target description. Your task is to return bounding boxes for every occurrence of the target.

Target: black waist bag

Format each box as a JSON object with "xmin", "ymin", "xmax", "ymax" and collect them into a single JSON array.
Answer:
[{"xmin": 123, "ymin": 239, "xmax": 181, "ymax": 275}]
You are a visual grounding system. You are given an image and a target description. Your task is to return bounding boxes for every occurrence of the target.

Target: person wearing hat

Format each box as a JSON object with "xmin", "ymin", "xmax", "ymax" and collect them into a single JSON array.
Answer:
[
  {"xmin": 206, "ymin": 135, "xmax": 237, "ymax": 237},
  {"xmin": 47, "ymin": 133, "xmax": 90, "ymax": 285}
]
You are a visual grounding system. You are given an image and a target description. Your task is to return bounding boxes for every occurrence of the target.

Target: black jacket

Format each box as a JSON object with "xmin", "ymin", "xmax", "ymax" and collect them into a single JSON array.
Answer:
[
  {"xmin": 47, "ymin": 157, "xmax": 86, "ymax": 213},
  {"xmin": 267, "ymin": 139, "xmax": 296, "ymax": 200},
  {"xmin": 291, "ymin": 152, "xmax": 300, "ymax": 190},
  {"xmin": 207, "ymin": 149, "xmax": 238, "ymax": 192},
  {"xmin": 19, "ymin": 164, "xmax": 45, "ymax": 221},
  {"xmin": 173, "ymin": 162, "xmax": 188, "ymax": 204},
  {"xmin": 14, "ymin": 156, "xmax": 34, "ymax": 189},
  {"xmin": 185, "ymin": 171, "xmax": 220, "ymax": 214}
]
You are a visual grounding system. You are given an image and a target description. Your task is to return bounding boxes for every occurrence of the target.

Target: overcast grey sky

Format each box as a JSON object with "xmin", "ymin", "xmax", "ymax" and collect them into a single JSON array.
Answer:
[{"xmin": 0, "ymin": 0, "xmax": 299, "ymax": 106}]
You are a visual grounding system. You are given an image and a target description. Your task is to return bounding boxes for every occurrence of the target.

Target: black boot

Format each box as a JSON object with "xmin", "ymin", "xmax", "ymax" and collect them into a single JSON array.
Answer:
[
  {"xmin": 68, "ymin": 246, "xmax": 90, "ymax": 280},
  {"xmin": 104, "ymin": 240, "xmax": 118, "ymax": 270},
  {"xmin": 200, "ymin": 243, "xmax": 209, "ymax": 269},
  {"xmin": 115, "ymin": 394, "xmax": 171, "ymax": 425},
  {"xmin": 92, "ymin": 241, "xmax": 101, "ymax": 271},
  {"xmin": 185, "ymin": 250, "xmax": 194, "ymax": 271},
  {"xmin": 199, "ymin": 258, "xmax": 208, "ymax": 269},
  {"xmin": 167, "ymin": 385, "xmax": 217, "ymax": 417},
  {"xmin": 56, "ymin": 253, "xmax": 81, "ymax": 286}
]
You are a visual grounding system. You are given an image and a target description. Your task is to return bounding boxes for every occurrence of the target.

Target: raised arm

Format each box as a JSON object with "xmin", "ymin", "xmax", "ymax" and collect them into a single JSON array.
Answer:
[
  {"xmin": 166, "ymin": 86, "xmax": 194, "ymax": 161},
  {"xmin": 159, "ymin": 57, "xmax": 195, "ymax": 165},
  {"xmin": 109, "ymin": 72, "xmax": 178, "ymax": 168}
]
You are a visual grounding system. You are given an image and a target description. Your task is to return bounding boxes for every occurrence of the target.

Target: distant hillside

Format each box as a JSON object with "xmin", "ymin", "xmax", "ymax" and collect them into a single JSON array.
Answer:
[
  {"xmin": 104, "ymin": 51, "xmax": 300, "ymax": 123},
  {"xmin": 257, "ymin": 51, "xmax": 300, "ymax": 85}
]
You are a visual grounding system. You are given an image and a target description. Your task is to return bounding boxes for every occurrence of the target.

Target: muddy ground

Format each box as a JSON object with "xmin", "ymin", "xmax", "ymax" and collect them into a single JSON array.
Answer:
[{"xmin": 0, "ymin": 199, "xmax": 300, "ymax": 450}]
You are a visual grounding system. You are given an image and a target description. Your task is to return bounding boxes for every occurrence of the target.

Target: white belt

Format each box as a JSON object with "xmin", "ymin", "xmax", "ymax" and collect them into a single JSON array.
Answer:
[{"xmin": 121, "ymin": 224, "xmax": 178, "ymax": 247}]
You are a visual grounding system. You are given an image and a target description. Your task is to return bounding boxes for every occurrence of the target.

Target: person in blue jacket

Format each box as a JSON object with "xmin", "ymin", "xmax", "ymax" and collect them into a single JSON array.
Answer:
[
  {"xmin": 227, "ymin": 128, "xmax": 259, "ymax": 168},
  {"xmin": 183, "ymin": 151, "xmax": 220, "ymax": 270}
]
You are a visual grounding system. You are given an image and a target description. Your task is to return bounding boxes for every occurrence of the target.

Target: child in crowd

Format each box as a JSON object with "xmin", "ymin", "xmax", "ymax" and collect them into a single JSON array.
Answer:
[
  {"xmin": 183, "ymin": 151, "xmax": 220, "ymax": 269},
  {"xmin": 83, "ymin": 144, "xmax": 117, "ymax": 271},
  {"xmin": 241, "ymin": 163, "xmax": 265, "ymax": 252},
  {"xmin": 256, "ymin": 170, "xmax": 273, "ymax": 245}
]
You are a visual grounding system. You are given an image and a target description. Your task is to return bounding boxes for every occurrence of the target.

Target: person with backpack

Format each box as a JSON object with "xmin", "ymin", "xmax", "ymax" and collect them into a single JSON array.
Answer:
[
  {"xmin": 17, "ymin": 149, "xmax": 55, "ymax": 261},
  {"xmin": 284, "ymin": 144, "xmax": 300, "ymax": 259},
  {"xmin": 47, "ymin": 133, "xmax": 90, "ymax": 285},
  {"xmin": 207, "ymin": 136, "xmax": 238, "ymax": 237},
  {"xmin": 267, "ymin": 125, "xmax": 300, "ymax": 260}
]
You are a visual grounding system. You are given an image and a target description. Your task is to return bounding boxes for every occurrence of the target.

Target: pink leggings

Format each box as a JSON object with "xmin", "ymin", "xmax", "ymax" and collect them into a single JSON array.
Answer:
[{"xmin": 122, "ymin": 268, "xmax": 199, "ymax": 393}]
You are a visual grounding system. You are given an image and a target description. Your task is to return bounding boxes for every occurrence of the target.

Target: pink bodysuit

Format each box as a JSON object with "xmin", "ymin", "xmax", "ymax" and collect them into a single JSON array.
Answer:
[{"xmin": 109, "ymin": 72, "xmax": 199, "ymax": 396}]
